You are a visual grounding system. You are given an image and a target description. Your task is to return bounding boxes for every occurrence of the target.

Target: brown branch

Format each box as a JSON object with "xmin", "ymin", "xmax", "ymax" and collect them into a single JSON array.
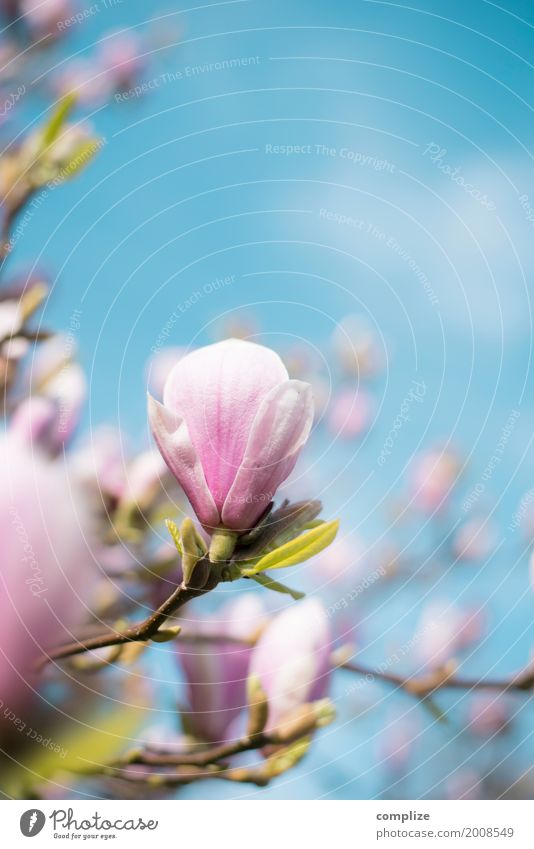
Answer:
[
  {"xmin": 122, "ymin": 734, "xmax": 267, "ymax": 770},
  {"xmin": 338, "ymin": 658, "xmax": 534, "ymax": 697},
  {"xmin": 103, "ymin": 763, "xmax": 269, "ymax": 788},
  {"xmin": 71, "ymin": 734, "xmax": 277, "ymax": 790},
  {"xmin": 75, "ymin": 704, "xmax": 319, "ymax": 790},
  {"xmin": 37, "ymin": 560, "xmax": 219, "ymax": 669}
]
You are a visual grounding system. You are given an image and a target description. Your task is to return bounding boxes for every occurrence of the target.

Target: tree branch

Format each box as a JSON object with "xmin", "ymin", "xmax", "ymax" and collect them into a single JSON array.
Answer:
[
  {"xmin": 37, "ymin": 560, "xmax": 219, "ymax": 669},
  {"xmin": 337, "ymin": 657, "xmax": 534, "ymax": 697}
]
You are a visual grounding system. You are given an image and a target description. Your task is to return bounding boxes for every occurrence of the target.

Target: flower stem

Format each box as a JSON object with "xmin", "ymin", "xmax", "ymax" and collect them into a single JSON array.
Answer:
[{"xmin": 209, "ymin": 528, "xmax": 238, "ymax": 562}]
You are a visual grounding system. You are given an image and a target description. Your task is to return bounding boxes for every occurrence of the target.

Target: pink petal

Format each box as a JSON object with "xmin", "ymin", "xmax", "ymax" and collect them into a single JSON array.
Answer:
[
  {"xmin": 163, "ymin": 339, "xmax": 288, "ymax": 511},
  {"xmin": 147, "ymin": 393, "xmax": 219, "ymax": 529},
  {"xmin": 222, "ymin": 380, "xmax": 314, "ymax": 531},
  {"xmin": 249, "ymin": 598, "xmax": 331, "ymax": 732}
]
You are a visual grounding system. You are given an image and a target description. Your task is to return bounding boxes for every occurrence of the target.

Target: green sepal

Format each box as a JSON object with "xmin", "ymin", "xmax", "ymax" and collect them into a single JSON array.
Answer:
[
  {"xmin": 248, "ymin": 572, "xmax": 305, "ymax": 601},
  {"xmin": 242, "ymin": 519, "xmax": 339, "ymax": 574}
]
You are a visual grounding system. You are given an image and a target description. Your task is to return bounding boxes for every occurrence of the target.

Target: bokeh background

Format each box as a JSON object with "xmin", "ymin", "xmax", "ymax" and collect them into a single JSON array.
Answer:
[{"xmin": 2, "ymin": 0, "xmax": 534, "ymax": 800}]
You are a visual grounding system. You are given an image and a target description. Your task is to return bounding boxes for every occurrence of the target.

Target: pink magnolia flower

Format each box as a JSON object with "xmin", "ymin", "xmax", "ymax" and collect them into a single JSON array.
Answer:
[
  {"xmin": 148, "ymin": 339, "xmax": 314, "ymax": 533},
  {"xmin": 176, "ymin": 594, "xmax": 268, "ymax": 744},
  {"xmin": 249, "ymin": 598, "xmax": 331, "ymax": 734}
]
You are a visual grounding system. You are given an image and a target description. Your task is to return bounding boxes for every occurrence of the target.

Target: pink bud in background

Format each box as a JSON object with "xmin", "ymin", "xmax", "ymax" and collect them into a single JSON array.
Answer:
[
  {"xmin": 148, "ymin": 339, "xmax": 314, "ymax": 532},
  {"xmin": 97, "ymin": 31, "xmax": 145, "ymax": 90},
  {"xmin": 20, "ymin": 0, "xmax": 73, "ymax": 37},
  {"xmin": 331, "ymin": 314, "xmax": 383, "ymax": 379},
  {"xmin": 176, "ymin": 594, "xmax": 267, "ymax": 744},
  {"xmin": 327, "ymin": 386, "xmax": 373, "ymax": 440},
  {"xmin": 415, "ymin": 600, "xmax": 485, "ymax": 670},
  {"xmin": 19, "ymin": 335, "xmax": 86, "ymax": 453},
  {"xmin": 467, "ymin": 694, "xmax": 511, "ymax": 737},
  {"xmin": 410, "ymin": 446, "xmax": 462, "ymax": 514},
  {"xmin": 379, "ymin": 713, "xmax": 419, "ymax": 775},
  {"xmin": 446, "ymin": 770, "xmax": 482, "ymax": 800},
  {"xmin": 121, "ymin": 449, "xmax": 170, "ymax": 512},
  {"xmin": 312, "ymin": 533, "xmax": 364, "ymax": 585},
  {"xmin": 71, "ymin": 427, "xmax": 126, "ymax": 504},
  {"xmin": 10, "ymin": 395, "xmax": 60, "ymax": 454},
  {"xmin": 452, "ymin": 517, "xmax": 496, "ymax": 562},
  {"xmin": 54, "ymin": 59, "xmax": 113, "ymax": 106},
  {"xmin": 249, "ymin": 598, "xmax": 331, "ymax": 734}
]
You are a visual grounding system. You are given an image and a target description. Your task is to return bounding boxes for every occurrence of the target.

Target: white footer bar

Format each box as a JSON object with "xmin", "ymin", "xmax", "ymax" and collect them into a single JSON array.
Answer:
[{"xmin": 3, "ymin": 799, "xmax": 532, "ymax": 848}]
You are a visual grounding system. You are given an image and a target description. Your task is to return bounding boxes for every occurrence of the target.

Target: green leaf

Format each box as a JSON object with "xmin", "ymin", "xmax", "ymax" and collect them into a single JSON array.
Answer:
[
  {"xmin": 165, "ymin": 518, "xmax": 183, "ymax": 555},
  {"xmin": 249, "ymin": 572, "xmax": 305, "ymax": 601},
  {"xmin": 41, "ymin": 94, "xmax": 77, "ymax": 148},
  {"xmin": 243, "ymin": 519, "xmax": 339, "ymax": 574}
]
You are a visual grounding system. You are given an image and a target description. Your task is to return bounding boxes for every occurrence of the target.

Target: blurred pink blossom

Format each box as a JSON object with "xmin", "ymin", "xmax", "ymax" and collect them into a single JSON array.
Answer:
[
  {"xmin": 97, "ymin": 31, "xmax": 145, "ymax": 90},
  {"xmin": 20, "ymin": 0, "xmax": 73, "ymax": 37},
  {"xmin": 415, "ymin": 600, "xmax": 485, "ymax": 670},
  {"xmin": 331, "ymin": 314, "xmax": 383, "ymax": 379},
  {"xmin": 18, "ymin": 335, "xmax": 87, "ymax": 453},
  {"xmin": 54, "ymin": 58, "xmax": 113, "ymax": 106},
  {"xmin": 71, "ymin": 427, "xmax": 126, "ymax": 503},
  {"xmin": 249, "ymin": 598, "xmax": 331, "ymax": 735},
  {"xmin": 452, "ymin": 518, "xmax": 496, "ymax": 562},
  {"xmin": 327, "ymin": 386, "xmax": 373, "ymax": 439},
  {"xmin": 410, "ymin": 446, "xmax": 462, "ymax": 514},
  {"xmin": 379, "ymin": 713, "xmax": 419, "ymax": 774},
  {"xmin": 176, "ymin": 594, "xmax": 268, "ymax": 744},
  {"xmin": 467, "ymin": 694, "xmax": 511, "ymax": 737},
  {"xmin": 312, "ymin": 533, "xmax": 365, "ymax": 585},
  {"xmin": 446, "ymin": 770, "xmax": 482, "ymax": 800},
  {"xmin": 0, "ymin": 434, "xmax": 94, "ymax": 722}
]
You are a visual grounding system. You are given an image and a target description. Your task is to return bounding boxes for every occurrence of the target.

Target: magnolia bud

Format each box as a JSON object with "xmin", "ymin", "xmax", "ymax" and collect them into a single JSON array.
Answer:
[
  {"xmin": 151, "ymin": 626, "xmax": 182, "ymax": 643},
  {"xmin": 246, "ymin": 675, "xmax": 269, "ymax": 738},
  {"xmin": 269, "ymin": 698, "xmax": 335, "ymax": 746}
]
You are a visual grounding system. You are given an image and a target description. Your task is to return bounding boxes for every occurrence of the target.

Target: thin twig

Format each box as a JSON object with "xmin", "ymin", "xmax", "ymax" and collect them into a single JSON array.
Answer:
[
  {"xmin": 121, "ymin": 734, "xmax": 267, "ymax": 769},
  {"xmin": 37, "ymin": 561, "xmax": 219, "ymax": 669},
  {"xmin": 338, "ymin": 658, "xmax": 534, "ymax": 696}
]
